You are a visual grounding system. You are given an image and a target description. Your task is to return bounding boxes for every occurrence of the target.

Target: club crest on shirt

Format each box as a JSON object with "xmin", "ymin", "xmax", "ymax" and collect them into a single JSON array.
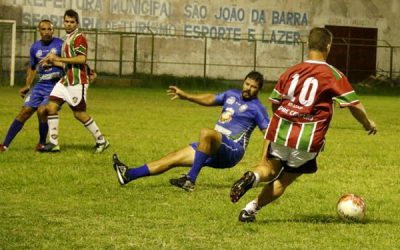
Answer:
[
  {"xmin": 36, "ymin": 50, "xmax": 43, "ymax": 58},
  {"xmin": 219, "ymin": 107, "xmax": 234, "ymax": 123},
  {"xmin": 239, "ymin": 104, "xmax": 248, "ymax": 112},
  {"xmin": 50, "ymin": 48, "xmax": 58, "ymax": 54},
  {"xmin": 226, "ymin": 96, "xmax": 236, "ymax": 105},
  {"xmin": 72, "ymin": 97, "xmax": 78, "ymax": 103}
]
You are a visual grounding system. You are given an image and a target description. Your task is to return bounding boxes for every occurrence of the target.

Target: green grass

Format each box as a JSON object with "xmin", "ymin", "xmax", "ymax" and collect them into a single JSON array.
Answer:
[{"xmin": 0, "ymin": 86, "xmax": 399, "ymax": 249}]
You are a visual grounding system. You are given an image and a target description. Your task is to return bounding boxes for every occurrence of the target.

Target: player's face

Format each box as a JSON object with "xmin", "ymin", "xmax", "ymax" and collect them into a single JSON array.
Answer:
[
  {"xmin": 64, "ymin": 15, "xmax": 78, "ymax": 34},
  {"xmin": 241, "ymin": 78, "xmax": 260, "ymax": 100},
  {"xmin": 39, "ymin": 22, "xmax": 53, "ymax": 42}
]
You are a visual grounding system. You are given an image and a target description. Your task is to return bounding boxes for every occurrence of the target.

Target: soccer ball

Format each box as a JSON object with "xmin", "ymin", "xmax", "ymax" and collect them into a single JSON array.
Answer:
[{"xmin": 336, "ymin": 194, "xmax": 366, "ymax": 222}]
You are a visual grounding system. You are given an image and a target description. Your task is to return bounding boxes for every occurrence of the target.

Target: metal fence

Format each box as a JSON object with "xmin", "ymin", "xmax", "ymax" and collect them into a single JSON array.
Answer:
[{"xmin": 1, "ymin": 25, "xmax": 400, "ymax": 86}]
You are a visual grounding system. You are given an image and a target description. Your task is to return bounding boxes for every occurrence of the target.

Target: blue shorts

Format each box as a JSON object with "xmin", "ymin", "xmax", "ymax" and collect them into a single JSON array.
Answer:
[
  {"xmin": 190, "ymin": 134, "xmax": 245, "ymax": 169},
  {"xmin": 24, "ymin": 81, "xmax": 56, "ymax": 108}
]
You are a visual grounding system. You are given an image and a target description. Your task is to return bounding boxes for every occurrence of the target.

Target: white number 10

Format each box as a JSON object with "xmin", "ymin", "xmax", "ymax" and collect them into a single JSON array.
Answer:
[{"xmin": 287, "ymin": 73, "xmax": 318, "ymax": 107}]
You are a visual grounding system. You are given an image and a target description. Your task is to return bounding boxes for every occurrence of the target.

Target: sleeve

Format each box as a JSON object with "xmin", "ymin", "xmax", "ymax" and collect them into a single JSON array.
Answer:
[
  {"xmin": 57, "ymin": 39, "xmax": 63, "ymax": 57},
  {"xmin": 29, "ymin": 44, "xmax": 37, "ymax": 70},
  {"xmin": 269, "ymin": 70, "xmax": 289, "ymax": 104},
  {"xmin": 74, "ymin": 34, "xmax": 88, "ymax": 56},
  {"xmin": 214, "ymin": 90, "xmax": 228, "ymax": 105},
  {"xmin": 255, "ymin": 104, "xmax": 270, "ymax": 130},
  {"xmin": 332, "ymin": 73, "xmax": 360, "ymax": 107}
]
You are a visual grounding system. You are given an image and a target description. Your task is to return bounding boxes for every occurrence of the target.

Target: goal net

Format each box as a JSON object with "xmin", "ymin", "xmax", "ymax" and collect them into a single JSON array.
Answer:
[{"xmin": 0, "ymin": 20, "xmax": 16, "ymax": 87}]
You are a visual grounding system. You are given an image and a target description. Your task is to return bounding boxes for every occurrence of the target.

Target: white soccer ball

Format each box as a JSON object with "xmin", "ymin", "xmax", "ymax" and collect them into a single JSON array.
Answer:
[{"xmin": 336, "ymin": 194, "xmax": 366, "ymax": 222}]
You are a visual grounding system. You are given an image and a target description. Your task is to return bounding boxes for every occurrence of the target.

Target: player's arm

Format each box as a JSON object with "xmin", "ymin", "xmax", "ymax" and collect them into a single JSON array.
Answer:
[
  {"xmin": 50, "ymin": 61, "xmax": 65, "ymax": 68},
  {"xmin": 42, "ymin": 53, "xmax": 86, "ymax": 65},
  {"xmin": 19, "ymin": 67, "xmax": 36, "ymax": 98},
  {"xmin": 258, "ymin": 130, "xmax": 270, "ymax": 164},
  {"xmin": 167, "ymin": 86, "xmax": 217, "ymax": 106},
  {"xmin": 271, "ymin": 102, "xmax": 279, "ymax": 113},
  {"xmin": 348, "ymin": 103, "xmax": 377, "ymax": 135}
]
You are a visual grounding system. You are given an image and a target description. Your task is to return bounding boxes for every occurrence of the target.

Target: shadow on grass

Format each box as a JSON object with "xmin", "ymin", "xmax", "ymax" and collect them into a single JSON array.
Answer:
[
  {"xmin": 255, "ymin": 214, "xmax": 393, "ymax": 225},
  {"xmin": 58, "ymin": 144, "xmax": 98, "ymax": 152}
]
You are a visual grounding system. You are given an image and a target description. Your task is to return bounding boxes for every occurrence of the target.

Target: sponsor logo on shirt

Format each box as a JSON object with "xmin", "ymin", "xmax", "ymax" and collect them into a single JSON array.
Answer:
[
  {"xmin": 239, "ymin": 104, "xmax": 248, "ymax": 112},
  {"xmin": 50, "ymin": 48, "xmax": 58, "ymax": 54},
  {"xmin": 227, "ymin": 96, "xmax": 236, "ymax": 105},
  {"xmin": 219, "ymin": 107, "xmax": 234, "ymax": 123},
  {"xmin": 35, "ymin": 50, "xmax": 43, "ymax": 58}
]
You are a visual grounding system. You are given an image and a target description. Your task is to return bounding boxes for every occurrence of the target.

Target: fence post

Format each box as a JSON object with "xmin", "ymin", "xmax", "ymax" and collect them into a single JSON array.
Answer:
[
  {"xmin": 151, "ymin": 33, "xmax": 154, "ymax": 76},
  {"xmin": 203, "ymin": 36, "xmax": 207, "ymax": 81},
  {"xmin": 343, "ymin": 38, "xmax": 350, "ymax": 76},
  {"xmin": 253, "ymin": 39, "xmax": 257, "ymax": 71},
  {"xmin": 133, "ymin": 34, "xmax": 137, "ymax": 74},
  {"xmin": 94, "ymin": 29, "xmax": 98, "ymax": 72},
  {"xmin": 0, "ymin": 27, "xmax": 3, "ymax": 83},
  {"xmin": 119, "ymin": 33, "xmax": 123, "ymax": 77},
  {"xmin": 389, "ymin": 46, "xmax": 393, "ymax": 80}
]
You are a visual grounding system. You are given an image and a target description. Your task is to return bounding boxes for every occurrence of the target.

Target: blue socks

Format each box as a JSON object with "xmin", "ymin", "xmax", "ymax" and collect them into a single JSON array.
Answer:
[
  {"xmin": 39, "ymin": 121, "xmax": 48, "ymax": 145},
  {"xmin": 126, "ymin": 164, "xmax": 150, "ymax": 181},
  {"xmin": 3, "ymin": 119, "xmax": 24, "ymax": 147},
  {"xmin": 187, "ymin": 150, "xmax": 209, "ymax": 183}
]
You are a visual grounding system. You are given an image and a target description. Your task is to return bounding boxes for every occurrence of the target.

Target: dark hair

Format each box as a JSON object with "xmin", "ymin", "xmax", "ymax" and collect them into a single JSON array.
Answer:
[
  {"xmin": 64, "ymin": 9, "xmax": 80, "ymax": 24},
  {"xmin": 308, "ymin": 27, "xmax": 333, "ymax": 53},
  {"xmin": 38, "ymin": 19, "xmax": 53, "ymax": 28},
  {"xmin": 245, "ymin": 71, "xmax": 264, "ymax": 89}
]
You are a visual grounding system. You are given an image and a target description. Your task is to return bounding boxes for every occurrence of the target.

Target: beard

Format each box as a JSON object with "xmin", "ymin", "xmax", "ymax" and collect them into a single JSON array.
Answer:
[{"xmin": 241, "ymin": 91, "xmax": 253, "ymax": 100}]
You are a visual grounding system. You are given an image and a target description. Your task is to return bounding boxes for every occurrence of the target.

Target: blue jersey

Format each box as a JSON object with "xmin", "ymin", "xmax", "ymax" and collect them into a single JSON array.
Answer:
[
  {"xmin": 30, "ymin": 37, "xmax": 64, "ymax": 84},
  {"xmin": 214, "ymin": 89, "xmax": 269, "ymax": 149},
  {"xmin": 24, "ymin": 37, "xmax": 64, "ymax": 108}
]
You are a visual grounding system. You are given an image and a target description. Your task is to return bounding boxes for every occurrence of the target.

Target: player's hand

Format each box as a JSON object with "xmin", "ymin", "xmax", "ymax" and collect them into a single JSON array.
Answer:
[
  {"xmin": 39, "ymin": 57, "xmax": 51, "ymax": 67},
  {"xmin": 88, "ymin": 70, "xmax": 97, "ymax": 83},
  {"xmin": 167, "ymin": 86, "xmax": 186, "ymax": 100},
  {"xmin": 39, "ymin": 53, "xmax": 57, "ymax": 66},
  {"xmin": 364, "ymin": 119, "xmax": 377, "ymax": 135},
  {"xmin": 19, "ymin": 86, "xmax": 30, "ymax": 98}
]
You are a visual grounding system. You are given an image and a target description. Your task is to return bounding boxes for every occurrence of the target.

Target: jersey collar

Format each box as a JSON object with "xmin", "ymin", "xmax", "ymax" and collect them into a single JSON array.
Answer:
[{"xmin": 305, "ymin": 60, "xmax": 327, "ymax": 64}]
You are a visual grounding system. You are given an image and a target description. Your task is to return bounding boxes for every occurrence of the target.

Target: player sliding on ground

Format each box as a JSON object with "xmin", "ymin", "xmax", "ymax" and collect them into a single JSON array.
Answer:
[
  {"xmin": 112, "ymin": 71, "xmax": 269, "ymax": 191},
  {"xmin": 230, "ymin": 27, "xmax": 377, "ymax": 222}
]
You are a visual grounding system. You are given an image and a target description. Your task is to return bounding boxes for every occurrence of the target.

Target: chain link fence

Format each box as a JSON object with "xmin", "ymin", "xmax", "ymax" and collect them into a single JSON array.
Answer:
[{"xmin": 1, "ymin": 25, "xmax": 400, "ymax": 86}]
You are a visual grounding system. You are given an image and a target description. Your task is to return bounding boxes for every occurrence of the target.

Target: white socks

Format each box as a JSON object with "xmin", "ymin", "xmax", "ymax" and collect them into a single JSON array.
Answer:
[
  {"xmin": 244, "ymin": 199, "xmax": 259, "ymax": 214},
  {"xmin": 253, "ymin": 172, "xmax": 260, "ymax": 187},
  {"xmin": 84, "ymin": 118, "xmax": 105, "ymax": 144},
  {"xmin": 48, "ymin": 115, "xmax": 59, "ymax": 145}
]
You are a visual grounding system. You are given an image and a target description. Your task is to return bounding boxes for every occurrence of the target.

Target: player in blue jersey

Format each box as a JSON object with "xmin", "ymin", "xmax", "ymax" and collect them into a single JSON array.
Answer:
[
  {"xmin": 0, "ymin": 20, "xmax": 63, "ymax": 152},
  {"xmin": 112, "ymin": 71, "xmax": 270, "ymax": 191}
]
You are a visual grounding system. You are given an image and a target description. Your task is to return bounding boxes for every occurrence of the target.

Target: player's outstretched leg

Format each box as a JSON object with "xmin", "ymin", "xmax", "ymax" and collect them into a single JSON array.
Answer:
[
  {"xmin": 39, "ymin": 142, "xmax": 60, "ymax": 153},
  {"xmin": 0, "ymin": 144, "xmax": 8, "ymax": 152},
  {"xmin": 238, "ymin": 200, "xmax": 259, "ymax": 222},
  {"xmin": 230, "ymin": 171, "xmax": 256, "ymax": 203},
  {"xmin": 170, "ymin": 175, "xmax": 195, "ymax": 192},
  {"xmin": 113, "ymin": 153, "xmax": 130, "ymax": 185},
  {"xmin": 95, "ymin": 139, "xmax": 110, "ymax": 153}
]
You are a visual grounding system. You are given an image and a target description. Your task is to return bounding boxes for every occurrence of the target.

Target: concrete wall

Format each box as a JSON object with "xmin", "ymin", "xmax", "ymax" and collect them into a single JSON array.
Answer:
[{"xmin": 1, "ymin": 0, "xmax": 399, "ymax": 80}]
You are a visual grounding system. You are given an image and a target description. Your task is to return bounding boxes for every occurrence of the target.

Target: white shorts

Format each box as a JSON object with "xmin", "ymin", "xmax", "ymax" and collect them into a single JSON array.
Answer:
[
  {"xmin": 49, "ymin": 82, "xmax": 88, "ymax": 110},
  {"xmin": 270, "ymin": 142, "xmax": 317, "ymax": 168}
]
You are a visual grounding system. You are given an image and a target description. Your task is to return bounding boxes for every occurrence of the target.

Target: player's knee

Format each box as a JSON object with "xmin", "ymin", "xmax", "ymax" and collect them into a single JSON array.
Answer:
[
  {"xmin": 73, "ymin": 112, "xmax": 83, "ymax": 121},
  {"xmin": 273, "ymin": 181, "xmax": 287, "ymax": 197},
  {"xmin": 199, "ymin": 128, "xmax": 217, "ymax": 141},
  {"xmin": 37, "ymin": 106, "xmax": 47, "ymax": 117},
  {"xmin": 16, "ymin": 108, "xmax": 34, "ymax": 122},
  {"xmin": 46, "ymin": 103, "xmax": 59, "ymax": 115}
]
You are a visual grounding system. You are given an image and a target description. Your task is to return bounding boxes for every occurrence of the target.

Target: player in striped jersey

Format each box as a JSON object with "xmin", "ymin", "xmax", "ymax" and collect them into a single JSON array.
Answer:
[
  {"xmin": 38, "ymin": 9, "xmax": 109, "ymax": 153},
  {"xmin": 230, "ymin": 27, "xmax": 377, "ymax": 222},
  {"xmin": 112, "ymin": 71, "xmax": 269, "ymax": 191},
  {"xmin": 0, "ymin": 20, "xmax": 63, "ymax": 152}
]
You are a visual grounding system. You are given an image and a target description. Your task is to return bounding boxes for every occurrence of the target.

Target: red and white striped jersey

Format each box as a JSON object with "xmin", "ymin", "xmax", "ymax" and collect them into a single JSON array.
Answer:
[
  {"xmin": 61, "ymin": 28, "xmax": 89, "ymax": 86},
  {"xmin": 266, "ymin": 60, "xmax": 359, "ymax": 152}
]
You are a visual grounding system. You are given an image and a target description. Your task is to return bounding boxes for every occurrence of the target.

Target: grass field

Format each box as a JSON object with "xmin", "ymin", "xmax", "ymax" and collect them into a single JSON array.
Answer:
[{"xmin": 0, "ymin": 85, "xmax": 399, "ymax": 249}]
